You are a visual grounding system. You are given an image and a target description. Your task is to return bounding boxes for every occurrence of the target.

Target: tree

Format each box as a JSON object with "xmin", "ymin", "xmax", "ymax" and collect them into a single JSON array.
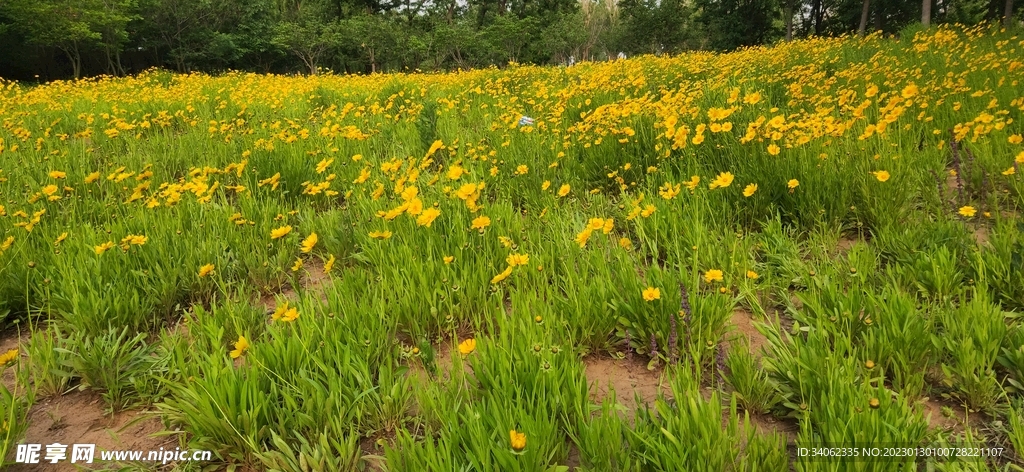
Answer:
[
  {"xmin": 94, "ymin": 0, "xmax": 139, "ymax": 75},
  {"xmin": 482, "ymin": 14, "xmax": 537, "ymax": 64},
  {"xmin": 694, "ymin": 0, "xmax": 780, "ymax": 50},
  {"xmin": 858, "ymin": 0, "xmax": 870, "ymax": 36},
  {"xmin": 1005, "ymin": 0, "xmax": 1015, "ymax": 26},
  {"xmin": 1, "ymin": 0, "xmax": 105, "ymax": 78},
  {"xmin": 783, "ymin": 0, "xmax": 797, "ymax": 41},
  {"xmin": 273, "ymin": 18, "xmax": 341, "ymax": 74},
  {"xmin": 922, "ymin": 0, "xmax": 931, "ymax": 27}
]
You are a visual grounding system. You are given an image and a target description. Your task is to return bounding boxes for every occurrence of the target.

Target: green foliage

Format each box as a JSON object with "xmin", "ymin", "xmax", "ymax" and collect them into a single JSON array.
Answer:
[
  {"xmin": 24, "ymin": 324, "xmax": 75, "ymax": 397},
  {"xmin": 936, "ymin": 289, "xmax": 1009, "ymax": 414},
  {"xmin": 724, "ymin": 338, "xmax": 781, "ymax": 414},
  {"xmin": 62, "ymin": 326, "xmax": 157, "ymax": 412}
]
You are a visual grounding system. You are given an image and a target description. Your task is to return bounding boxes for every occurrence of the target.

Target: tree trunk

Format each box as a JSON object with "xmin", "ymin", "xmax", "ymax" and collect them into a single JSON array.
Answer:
[
  {"xmin": 811, "ymin": 0, "xmax": 822, "ymax": 35},
  {"xmin": 858, "ymin": 0, "xmax": 871, "ymax": 36},
  {"xmin": 785, "ymin": 1, "xmax": 794, "ymax": 41},
  {"xmin": 61, "ymin": 42, "xmax": 82, "ymax": 79},
  {"xmin": 1006, "ymin": 0, "xmax": 1015, "ymax": 26},
  {"xmin": 922, "ymin": 0, "xmax": 931, "ymax": 27},
  {"xmin": 875, "ymin": 0, "xmax": 883, "ymax": 31}
]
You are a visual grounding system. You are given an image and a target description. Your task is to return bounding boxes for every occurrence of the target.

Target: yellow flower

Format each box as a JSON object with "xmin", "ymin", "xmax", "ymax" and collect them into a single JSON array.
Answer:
[
  {"xmin": 640, "ymin": 205, "xmax": 656, "ymax": 218},
  {"xmin": 49, "ymin": 170, "xmax": 66, "ymax": 179},
  {"xmin": 491, "ymin": 265, "xmax": 514, "ymax": 284},
  {"xmin": 229, "ymin": 336, "xmax": 249, "ymax": 359},
  {"xmin": 510, "ymin": 430, "xmax": 526, "ymax": 452},
  {"xmin": 557, "ymin": 184, "xmax": 570, "ymax": 197},
  {"xmin": 417, "ymin": 207, "xmax": 441, "ymax": 227},
  {"xmin": 704, "ymin": 269, "xmax": 724, "ymax": 283},
  {"xmin": 1003, "ymin": 167, "xmax": 1016, "ymax": 176},
  {"xmin": 618, "ymin": 237, "xmax": 632, "ymax": 249},
  {"xmin": 198, "ymin": 264, "xmax": 215, "ymax": 277},
  {"xmin": 471, "ymin": 215, "xmax": 491, "ymax": 230},
  {"xmin": 55, "ymin": 232, "xmax": 68, "ymax": 245},
  {"xmin": 458, "ymin": 338, "xmax": 477, "ymax": 355},
  {"xmin": 94, "ymin": 241, "xmax": 115, "ymax": 255},
  {"xmin": 426, "ymin": 139, "xmax": 444, "ymax": 157},
  {"xmin": 746, "ymin": 270, "xmax": 759, "ymax": 279},
  {"xmin": 273, "ymin": 301, "xmax": 300, "ymax": 322},
  {"xmin": 272, "ymin": 301, "xmax": 289, "ymax": 321},
  {"xmin": 767, "ymin": 144, "xmax": 781, "ymax": 155},
  {"xmin": 443, "ymin": 255, "xmax": 454, "ymax": 264},
  {"xmin": 315, "ymin": 158, "xmax": 334, "ymax": 174},
  {"xmin": 300, "ymin": 232, "xmax": 318, "ymax": 253},
  {"xmin": 709, "ymin": 172, "xmax": 734, "ymax": 189},
  {"xmin": 0, "ymin": 348, "xmax": 18, "ymax": 366},
  {"xmin": 84, "ymin": 171, "xmax": 100, "ymax": 183},
  {"xmin": 743, "ymin": 183, "xmax": 758, "ymax": 197},
  {"xmin": 447, "ymin": 165, "xmax": 466, "ymax": 180},
  {"xmin": 575, "ymin": 228, "xmax": 593, "ymax": 248},
  {"xmin": 291, "ymin": 258, "xmax": 303, "ymax": 272},
  {"xmin": 958, "ymin": 206, "xmax": 976, "ymax": 218},
  {"xmin": 1009, "ymin": 134, "xmax": 1022, "ymax": 144},
  {"xmin": 872, "ymin": 170, "xmax": 890, "ymax": 182},
  {"xmin": 369, "ymin": 230, "xmax": 393, "ymax": 239},
  {"xmin": 506, "ymin": 253, "xmax": 530, "ymax": 267},
  {"xmin": 787, "ymin": 179, "xmax": 800, "ymax": 191},
  {"xmin": 1016, "ymin": 151, "xmax": 1024, "ymax": 163},
  {"xmin": 901, "ymin": 83, "xmax": 918, "ymax": 98},
  {"xmin": 42, "ymin": 184, "xmax": 58, "ymax": 196},
  {"xmin": 642, "ymin": 287, "xmax": 661, "ymax": 301},
  {"xmin": 270, "ymin": 225, "xmax": 293, "ymax": 239},
  {"xmin": 659, "ymin": 182, "xmax": 681, "ymax": 199},
  {"xmin": 323, "ymin": 254, "xmax": 336, "ymax": 273},
  {"xmin": 542, "ymin": 180, "xmax": 551, "ymax": 191},
  {"xmin": 120, "ymin": 234, "xmax": 148, "ymax": 247},
  {"xmin": 515, "ymin": 165, "xmax": 529, "ymax": 175},
  {"xmin": 1, "ymin": 236, "xmax": 15, "ymax": 252},
  {"xmin": 684, "ymin": 175, "xmax": 701, "ymax": 191}
]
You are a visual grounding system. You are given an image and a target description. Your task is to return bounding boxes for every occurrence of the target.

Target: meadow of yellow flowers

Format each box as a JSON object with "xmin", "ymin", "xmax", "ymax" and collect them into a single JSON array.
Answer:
[{"xmin": 1, "ymin": 23, "xmax": 1024, "ymax": 470}]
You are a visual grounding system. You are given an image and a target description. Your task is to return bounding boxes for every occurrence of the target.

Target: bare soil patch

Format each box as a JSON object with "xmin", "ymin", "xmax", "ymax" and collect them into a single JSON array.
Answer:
[
  {"xmin": 257, "ymin": 258, "xmax": 333, "ymax": 312},
  {"xmin": 8, "ymin": 390, "xmax": 173, "ymax": 471},
  {"xmin": 743, "ymin": 413, "xmax": 799, "ymax": 445},
  {"xmin": 919, "ymin": 396, "xmax": 974, "ymax": 432},
  {"xmin": 971, "ymin": 225, "xmax": 990, "ymax": 246},
  {"xmin": 728, "ymin": 309, "xmax": 770, "ymax": 358},
  {"xmin": 583, "ymin": 354, "xmax": 667, "ymax": 414},
  {"xmin": 836, "ymin": 236, "xmax": 860, "ymax": 254}
]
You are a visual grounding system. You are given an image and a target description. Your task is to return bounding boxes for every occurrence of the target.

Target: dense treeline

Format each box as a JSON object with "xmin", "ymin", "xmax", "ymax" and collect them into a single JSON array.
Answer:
[{"xmin": 0, "ymin": 0, "xmax": 1019, "ymax": 80}]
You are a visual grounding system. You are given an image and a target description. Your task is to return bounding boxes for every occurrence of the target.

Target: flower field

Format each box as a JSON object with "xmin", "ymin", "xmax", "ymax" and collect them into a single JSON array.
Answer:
[{"xmin": 2, "ymin": 23, "xmax": 1024, "ymax": 471}]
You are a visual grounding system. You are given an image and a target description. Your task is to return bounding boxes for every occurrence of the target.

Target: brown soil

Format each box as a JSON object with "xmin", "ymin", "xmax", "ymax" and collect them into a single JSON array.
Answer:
[
  {"xmin": 583, "ymin": 354, "xmax": 667, "ymax": 415},
  {"xmin": 836, "ymin": 236, "xmax": 860, "ymax": 254},
  {"xmin": 258, "ymin": 257, "xmax": 333, "ymax": 312},
  {"xmin": 8, "ymin": 390, "xmax": 173, "ymax": 471},
  {"xmin": 971, "ymin": 225, "xmax": 990, "ymax": 246},
  {"xmin": 919, "ymin": 396, "xmax": 973, "ymax": 432},
  {"xmin": 406, "ymin": 342, "xmax": 456, "ymax": 385},
  {"xmin": 728, "ymin": 309, "xmax": 770, "ymax": 358},
  {"xmin": 743, "ymin": 413, "xmax": 800, "ymax": 445}
]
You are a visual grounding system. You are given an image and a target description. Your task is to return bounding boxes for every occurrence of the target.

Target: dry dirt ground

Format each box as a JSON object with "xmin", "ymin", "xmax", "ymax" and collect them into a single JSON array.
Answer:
[{"xmin": 1, "ymin": 331, "xmax": 175, "ymax": 472}]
